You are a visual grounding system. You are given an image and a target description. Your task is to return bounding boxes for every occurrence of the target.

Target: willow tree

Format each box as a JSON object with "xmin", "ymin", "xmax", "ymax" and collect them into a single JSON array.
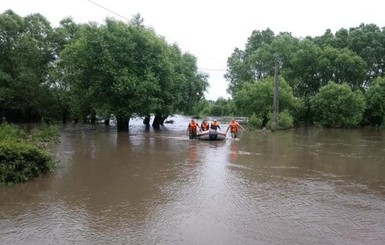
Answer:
[
  {"xmin": 59, "ymin": 17, "xmax": 207, "ymax": 131},
  {"xmin": 173, "ymin": 50, "xmax": 208, "ymax": 116},
  {"xmin": 60, "ymin": 19, "xmax": 152, "ymax": 131}
]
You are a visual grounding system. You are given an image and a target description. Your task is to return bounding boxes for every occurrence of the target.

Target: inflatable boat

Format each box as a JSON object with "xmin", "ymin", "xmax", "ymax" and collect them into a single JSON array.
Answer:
[{"xmin": 197, "ymin": 129, "xmax": 226, "ymax": 140}]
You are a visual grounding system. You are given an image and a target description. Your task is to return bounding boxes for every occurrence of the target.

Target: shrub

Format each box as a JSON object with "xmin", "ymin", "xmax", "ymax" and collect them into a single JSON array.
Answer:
[
  {"xmin": 364, "ymin": 77, "xmax": 385, "ymax": 126},
  {"xmin": 28, "ymin": 125, "xmax": 59, "ymax": 143},
  {"xmin": 311, "ymin": 82, "xmax": 365, "ymax": 127},
  {"xmin": 267, "ymin": 110, "xmax": 294, "ymax": 130},
  {"xmin": 247, "ymin": 114, "xmax": 263, "ymax": 128},
  {"xmin": 0, "ymin": 141, "xmax": 54, "ymax": 186},
  {"xmin": 233, "ymin": 76, "xmax": 302, "ymax": 124},
  {"xmin": 0, "ymin": 122, "xmax": 25, "ymax": 141},
  {"xmin": 277, "ymin": 110, "xmax": 294, "ymax": 129},
  {"xmin": 0, "ymin": 122, "xmax": 58, "ymax": 186}
]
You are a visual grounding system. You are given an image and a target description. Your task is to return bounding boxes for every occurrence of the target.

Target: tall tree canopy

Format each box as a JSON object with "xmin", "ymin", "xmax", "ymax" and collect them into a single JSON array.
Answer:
[
  {"xmin": 59, "ymin": 17, "xmax": 207, "ymax": 131},
  {"xmin": 226, "ymin": 24, "xmax": 384, "ymax": 125},
  {"xmin": 0, "ymin": 10, "xmax": 56, "ymax": 122}
]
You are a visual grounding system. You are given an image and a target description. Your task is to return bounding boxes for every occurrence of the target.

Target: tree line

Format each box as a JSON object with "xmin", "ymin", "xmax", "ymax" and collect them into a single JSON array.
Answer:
[
  {"xmin": 225, "ymin": 25, "xmax": 385, "ymax": 128},
  {"xmin": 2, "ymin": 9, "xmax": 385, "ymax": 130},
  {"xmin": 0, "ymin": 10, "xmax": 208, "ymax": 131}
]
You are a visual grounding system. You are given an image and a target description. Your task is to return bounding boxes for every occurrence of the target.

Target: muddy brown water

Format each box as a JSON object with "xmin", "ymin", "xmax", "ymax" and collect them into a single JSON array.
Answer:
[{"xmin": 1, "ymin": 115, "xmax": 385, "ymax": 244}]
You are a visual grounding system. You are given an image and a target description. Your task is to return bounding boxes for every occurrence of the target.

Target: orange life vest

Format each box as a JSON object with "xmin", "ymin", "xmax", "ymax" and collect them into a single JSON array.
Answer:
[
  {"xmin": 229, "ymin": 121, "xmax": 239, "ymax": 132},
  {"xmin": 201, "ymin": 122, "xmax": 209, "ymax": 131},
  {"xmin": 189, "ymin": 122, "xmax": 198, "ymax": 133}
]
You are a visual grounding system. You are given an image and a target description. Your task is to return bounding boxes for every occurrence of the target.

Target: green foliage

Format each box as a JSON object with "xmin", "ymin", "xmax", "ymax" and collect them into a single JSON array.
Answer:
[
  {"xmin": 364, "ymin": 77, "xmax": 385, "ymax": 126},
  {"xmin": 0, "ymin": 122, "xmax": 26, "ymax": 141},
  {"xmin": 233, "ymin": 76, "xmax": 301, "ymax": 125},
  {"xmin": 0, "ymin": 122, "xmax": 58, "ymax": 186},
  {"xmin": 225, "ymin": 28, "xmax": 277, "ymax": 96},
  {"xmin": 59, "ymin": 18, "xmax": 207, "ymax": 130},
  {"xmin": 267, "ymin": 110, "xmax": 294, "ymax": 130},
  {"xmin": 226, "ymin": 24, "xmax": 385, "ymax": 126},
  {"xmin": 28, "ymin": 125, "xmax": 60, "ymax": 144},
  {"xmin": 0, "ymin": 140, "xmax": 53, "ymax": 186},
  {"xmin": 202, "ymin": 97, "xmax": 237, "ymax": 117},
  {"xmin": 0, "ymin": 122, "xmax": 59, "ymax": 144},
  {"xmin": 316, "ymin": 46, "xmax": 367, "ymax": 88},
  {"xmin": 3, "ymin": 9, "xmax": 384, "ymax": 127},
  {"xmin": 311, "ymin": 82, "xmax": 366, "ymax": 127},
  {"xmin": 283, "ymin": 39, "xmax": 322, "ymax": 98},
  {"xmin": 1, "ymin": 10, "xmax": 207, "ymax": 128},
  {"xmin": 313, "ymin": 24, "xmax": 385, "ymax": 84},
  {"xmin": 247, "ymin": 114, "xmax": 263, "ymax": 128},
  {"xmin": 209, "ymin": 104, "xmax": 224, "ymax": 116},
  {"xmin": 0, "ymin": 10, "xmax": 58, "ymax": 123}
]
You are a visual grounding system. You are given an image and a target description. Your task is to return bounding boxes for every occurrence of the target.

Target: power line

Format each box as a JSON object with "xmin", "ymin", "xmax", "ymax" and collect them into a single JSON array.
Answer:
[
  {"xmin": 86, "ymin": 0, "xmax": 130, "ymax": 22},
  {"xmin": 85, "ymin": 0, "xmax": 226, "ymax": 67}
]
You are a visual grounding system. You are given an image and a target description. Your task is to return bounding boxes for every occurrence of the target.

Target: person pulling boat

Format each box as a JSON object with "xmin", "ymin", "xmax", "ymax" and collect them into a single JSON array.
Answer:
[
  {"xmin": 187, "ymin": 118, "xmax": 200, "ymax": 139},
  {"xmin": 226, "ymin": 118, "xmax": 245, "ymax": 138},
  {"xmin": 200, "ymin": 119, "xmax": 209, "ymax": 131},
  {"xmin": 210, "ymin": 119, "xmax": 221, "ymax": 130}
]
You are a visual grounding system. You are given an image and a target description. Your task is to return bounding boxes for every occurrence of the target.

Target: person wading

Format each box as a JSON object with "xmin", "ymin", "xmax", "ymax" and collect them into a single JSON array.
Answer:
[
  {"xmin": 187, "ymin": 118, "xmax": 200, "ymax": 139},
  {"xmin": 200, "ymin": 119, "xmax": 209, "ymax": 131},
  {"xmin": 210, "ymin": 119, "xmax": 221, "ymax": 130},
  {"xmin": 226, "ymin": 118, "xmax": 245, "ymax": 138}
]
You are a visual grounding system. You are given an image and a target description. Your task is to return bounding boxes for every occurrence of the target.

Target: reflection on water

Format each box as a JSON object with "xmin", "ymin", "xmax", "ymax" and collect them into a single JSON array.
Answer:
[{"xmin": 1, "ymin": 116, "xmax": 385, "ymax": 244}]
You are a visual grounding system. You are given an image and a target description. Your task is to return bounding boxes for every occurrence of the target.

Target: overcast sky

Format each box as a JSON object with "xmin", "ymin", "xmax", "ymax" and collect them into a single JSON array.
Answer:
[{"xmin": 2, "ymin": 0, "xmax": 385, "ymax": 100}]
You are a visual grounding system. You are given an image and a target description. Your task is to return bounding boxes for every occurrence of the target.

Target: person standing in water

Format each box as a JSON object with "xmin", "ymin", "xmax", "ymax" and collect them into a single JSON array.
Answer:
[
  {"xmin": 210, "ymin": 119, "xmax": 221, "ymax": 130},
  {"xmin": 200, "ymin": 119, "xmax": 209, "ymax": 131},
  {"xmin": 187, "ymin": 118, "xmax": 200, "ymax": 139},
  {"xmin": 226, "ymin": 118, "xmax": 245, "ymax": 138}
]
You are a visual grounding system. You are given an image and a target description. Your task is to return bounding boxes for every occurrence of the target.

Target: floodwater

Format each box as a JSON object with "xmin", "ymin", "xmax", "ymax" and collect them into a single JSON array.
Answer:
[{"xmin": 1, "ymin": 115, "xmax": 385, "ymax": 245}]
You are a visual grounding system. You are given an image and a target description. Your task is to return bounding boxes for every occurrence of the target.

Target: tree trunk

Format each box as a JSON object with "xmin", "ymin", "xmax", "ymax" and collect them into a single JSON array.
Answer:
[
  {"xmin": 116, "ymin": 116, "xmax": 130, "ymax": 132},
  {"xmin": 143, "ymin": 115, "xmax": 150, "ymax": 130},
  {"xmin": 143, "ymin": 115, "xmax": 150, "ymax": 125},
  {"xmin": 152, "ymin": 114, "xmax": 168, "ymax": 129},
  {"xmin": 104, "ymin": 117, "xmax": 110, "ymax": 126},
  {"xmin": 61, "ymin": 108, "xmax": 68, "ymax": 124},
  {"xmin": 90, "ymin": 110, "xmax": 97, "ymax": 124}
]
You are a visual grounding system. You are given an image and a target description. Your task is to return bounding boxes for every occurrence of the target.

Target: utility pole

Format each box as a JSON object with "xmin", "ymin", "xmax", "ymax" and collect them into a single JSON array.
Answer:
[{"xmin": 272, "ymin": 60, "xmax": 279, "ymax": 131}]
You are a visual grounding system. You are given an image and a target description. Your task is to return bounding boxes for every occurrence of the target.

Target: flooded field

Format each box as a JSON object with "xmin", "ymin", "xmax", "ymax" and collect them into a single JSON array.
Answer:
[{"xmin": 1, "ymin": 116, "xmax": 385, "ymax": 244}]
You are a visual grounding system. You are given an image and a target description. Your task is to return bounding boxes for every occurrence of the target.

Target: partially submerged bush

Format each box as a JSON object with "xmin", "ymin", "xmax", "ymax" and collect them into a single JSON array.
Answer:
[
  {"xmin": 311, "ymin": 82, "xmax": 365, "ymax": 127},
  {"xmin": 0, "ymin": 122, "xmax": 58, "ymax": 186},
  {"xmin": 0, "ymin": 122, "xmax": 59, "ymax": 145},
  {"xmin": 247, "ymin": 114, "xmax": 263, "ymax": 128},
  {"xmin": 28, "ymin": 125, "xmax": 60, "ymax": 144},
  {"xmin": 267, "ymin": 110, "xmax": 294, "ymax": 130},
  {"xmin": 0, "ymin": 140, "xmax": 54, "ymax": 186},
  {"xmin": 0, "ymin": 123, "xmax": 26, "ymax": 141}
]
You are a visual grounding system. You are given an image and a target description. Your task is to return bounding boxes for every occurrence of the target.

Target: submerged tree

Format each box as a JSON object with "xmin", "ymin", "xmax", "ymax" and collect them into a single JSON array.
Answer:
[{"xmin": 59, "ymin": 17, "xmax": 207, "ymax": 131}]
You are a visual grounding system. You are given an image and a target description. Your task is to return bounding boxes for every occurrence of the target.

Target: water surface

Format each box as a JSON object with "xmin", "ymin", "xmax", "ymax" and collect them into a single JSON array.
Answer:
[{"xmin": 1, "ymin": 116, "xmax": 385, "ymax": 244}]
